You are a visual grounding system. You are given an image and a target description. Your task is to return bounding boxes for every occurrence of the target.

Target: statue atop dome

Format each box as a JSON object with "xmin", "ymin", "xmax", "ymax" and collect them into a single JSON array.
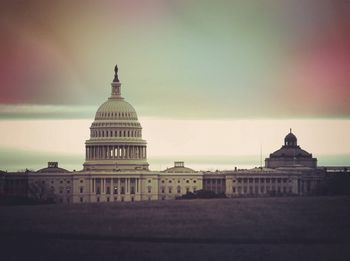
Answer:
[{"xmin": 113, "ymin": 64, "xmax": 119, "ymax": 82}]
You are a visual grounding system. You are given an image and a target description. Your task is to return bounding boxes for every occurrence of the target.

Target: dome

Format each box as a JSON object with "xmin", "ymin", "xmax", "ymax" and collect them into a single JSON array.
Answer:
[
  {"xmin": 95, "ymin": 99, "xmax": 138, "ymax": 121},
  {"xmin": 163, "ymin": 162, "xmax": 196, "ymax": 173},
  {"xmin": 37, "ymin": 162, "xmax": 69, "ymax": 173},
  {"xmin": 284, "ymin": 129, "xmax": 297, "ymax": 147},
  {"xmin": 83, "ymin": 65, "xmax": 149, "ymax": 172}
]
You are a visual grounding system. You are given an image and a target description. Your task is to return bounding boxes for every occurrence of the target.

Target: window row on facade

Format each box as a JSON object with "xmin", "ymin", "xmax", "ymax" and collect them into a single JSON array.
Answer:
[
  {"xmin": 234, "ymin": 177, "xmax": 291, "ymax": 184},
  {"xmin": 96, "ymin": 111, "xmax": 136, "ymax": 119},
  {"xmin": 91, "ymin": 129, "xmax": 141, "ymax": 138},
  {"xmin": 233, "ymin": 185, "xmax": 293, "ymax": 194},
  {"xmin": 160, "ymin": 186, "xmax": 196, "ymax": 194}
]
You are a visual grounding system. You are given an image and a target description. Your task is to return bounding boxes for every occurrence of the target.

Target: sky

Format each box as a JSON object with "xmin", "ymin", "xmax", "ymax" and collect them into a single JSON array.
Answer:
[{"xmin": 0, "ymin": 0, "xmax": 349, "ymax": 171}]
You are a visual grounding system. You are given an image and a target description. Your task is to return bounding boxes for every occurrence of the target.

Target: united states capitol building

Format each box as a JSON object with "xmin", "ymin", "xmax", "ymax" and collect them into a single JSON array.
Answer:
[{"xmin": 1, "ymin": 66, "xmax": 346, "ymax": 203}]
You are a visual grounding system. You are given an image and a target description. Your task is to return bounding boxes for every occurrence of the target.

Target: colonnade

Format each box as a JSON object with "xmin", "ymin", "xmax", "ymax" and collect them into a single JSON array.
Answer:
[
  {"xmin": 86, "ymin": 145, "xmax": 146, "ymax": 160},
  {"xmin": 90, "ymin": 177, "xmax": 141, "ymax": 195}
]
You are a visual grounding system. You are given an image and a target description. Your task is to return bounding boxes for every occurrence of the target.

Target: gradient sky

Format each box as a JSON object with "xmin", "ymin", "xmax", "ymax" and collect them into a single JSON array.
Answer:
[{"xmin": 0, "ymin": 1, "xmax": 349, "ymax": 170}]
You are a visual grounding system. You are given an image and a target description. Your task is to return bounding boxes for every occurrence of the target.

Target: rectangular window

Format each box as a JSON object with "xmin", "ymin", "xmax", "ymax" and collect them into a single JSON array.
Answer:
[
  {"xmin": 106, "ymin": 187, "xmax": 111, "ymax": 194},
  {"xmin": 80, "ymin": 187, "xmax": 83, "ymax": 193},
  {"xmin": 113, "ymin": 186, "xmax": 118, "ymax": 194},
  {"xmin": 96, "ymin": 179, "xmax": 101, "ymax": 194},
  {"xmin": 80, "ymin": 197, "xmax": 83, "ymax": 203},
  {"xmin": 131, "ymin": 187, "xmax": 135, "ymax": 194},
  {"xmin": 148, "ymin": 186, "xmax": 152, "ymax": 193},
  {"xmin": 249, "ymin": 186, "xmax": 253, "ymax": 193},
  {"xmin": 168, "ymin": 187, "xmax": 172, "ymax": 193}
]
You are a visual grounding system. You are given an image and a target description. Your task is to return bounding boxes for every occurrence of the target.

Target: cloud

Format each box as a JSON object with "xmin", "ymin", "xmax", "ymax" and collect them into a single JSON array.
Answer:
[{"xmin": 0, "ymin": 104, "xmax": 96, "ymax": 119}]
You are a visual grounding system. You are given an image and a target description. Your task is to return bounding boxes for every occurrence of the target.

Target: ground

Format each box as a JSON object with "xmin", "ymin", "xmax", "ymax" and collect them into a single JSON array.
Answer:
[{"xmin": 1, "ymin": 196, "xmax": 350, "ymax": 261}]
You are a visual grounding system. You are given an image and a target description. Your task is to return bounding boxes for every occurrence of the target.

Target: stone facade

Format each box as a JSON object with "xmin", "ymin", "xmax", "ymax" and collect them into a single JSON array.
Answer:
[{"xmin": 0, "ymin": 67, "xmax": 338, "ymax": 203}]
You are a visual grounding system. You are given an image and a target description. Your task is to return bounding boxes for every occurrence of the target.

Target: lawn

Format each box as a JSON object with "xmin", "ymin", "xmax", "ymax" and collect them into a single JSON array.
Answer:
[{"xmin": 1, "ymin": 196, "xmax": 349, "ymax": 261}]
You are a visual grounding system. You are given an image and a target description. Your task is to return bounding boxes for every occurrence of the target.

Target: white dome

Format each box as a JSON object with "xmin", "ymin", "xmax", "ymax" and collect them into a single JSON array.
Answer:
[
  {"xmin": 83, "ymin": 69, "xmax": 149, "ymax": 172},
  {"xmin": 95, "ymin": 98, "xmax": 138, "ymax": 121}
]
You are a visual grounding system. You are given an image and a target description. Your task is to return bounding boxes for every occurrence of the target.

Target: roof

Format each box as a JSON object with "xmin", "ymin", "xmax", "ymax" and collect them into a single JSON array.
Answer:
[
  {"xmin": 37, "ymin": 166, "xmax": 69, "ymax": 173},
  {"xmin": 270, "ymin": 146, "xmax": 312, "ymax": 158},
  {"xmin": 163, "ymin": 166, "xmax": 196, "ymax": 173},
  {"xmin": 95, "ymin": 98, "xmax": 138, "ymax": 121}
]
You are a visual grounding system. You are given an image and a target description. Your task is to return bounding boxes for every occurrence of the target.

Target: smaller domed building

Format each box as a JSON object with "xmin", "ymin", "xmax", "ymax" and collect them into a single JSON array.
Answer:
[{"xmin": 265, "ymin": 129, "xmax": 317, "ymax": 169}]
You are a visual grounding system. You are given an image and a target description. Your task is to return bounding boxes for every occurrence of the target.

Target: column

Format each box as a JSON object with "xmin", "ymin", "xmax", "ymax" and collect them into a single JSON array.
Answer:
[
  {"xmin": 118, "ymin": 178, "xmax": 121, "ymax": 195},
  {"xmin": 113, "ymin": 146, "xmax": 115, "ymax": 159}
]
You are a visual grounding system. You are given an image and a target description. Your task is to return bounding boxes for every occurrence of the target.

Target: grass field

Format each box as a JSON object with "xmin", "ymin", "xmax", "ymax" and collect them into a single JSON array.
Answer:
[{"xmin": 1, "ymin": 196, "xmax": 350, "ymax": 261}]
